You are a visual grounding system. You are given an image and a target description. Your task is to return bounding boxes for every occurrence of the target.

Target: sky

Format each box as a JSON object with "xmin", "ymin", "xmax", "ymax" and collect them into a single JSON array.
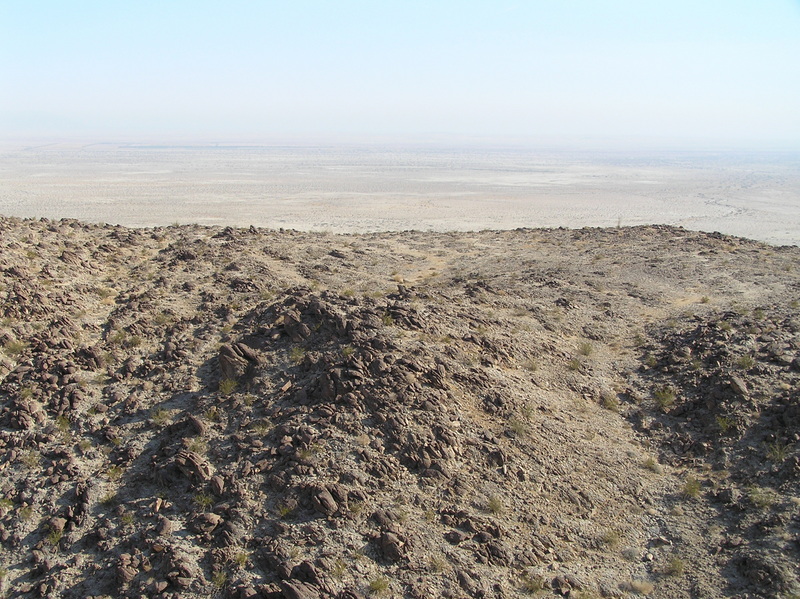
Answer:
[{"xmin": 1, "ymin": 1, "xmax": 799, "ymax": 148}]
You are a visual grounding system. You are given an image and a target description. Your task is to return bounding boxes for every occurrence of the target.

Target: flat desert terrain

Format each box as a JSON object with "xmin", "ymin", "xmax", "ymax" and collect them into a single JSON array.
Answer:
[{"xmin": 1, "ymin": 144, "xmax": 799, "ymax": 245}]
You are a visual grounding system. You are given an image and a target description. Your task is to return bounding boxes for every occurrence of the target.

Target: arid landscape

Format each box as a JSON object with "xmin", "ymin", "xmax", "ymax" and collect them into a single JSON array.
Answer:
[
  {"xmin": 0, "ymin": 216, "xmax": 798, "ymax": 598},
  {"xmin": 2, "ymin": 145, "xmax": 800, "ymax": 245}
]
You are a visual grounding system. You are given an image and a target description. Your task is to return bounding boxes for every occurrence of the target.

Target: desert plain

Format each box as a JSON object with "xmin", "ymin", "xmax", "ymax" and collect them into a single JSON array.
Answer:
[{"xmin": 1, "ymin": 144, "xmax": 799, "ymax": 245}]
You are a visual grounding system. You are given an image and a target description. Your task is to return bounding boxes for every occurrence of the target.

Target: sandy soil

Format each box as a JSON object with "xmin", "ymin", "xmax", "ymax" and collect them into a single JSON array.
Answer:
[{"xmin": 1, "ymin": 144, "xmax": 798, "ymax": 245}]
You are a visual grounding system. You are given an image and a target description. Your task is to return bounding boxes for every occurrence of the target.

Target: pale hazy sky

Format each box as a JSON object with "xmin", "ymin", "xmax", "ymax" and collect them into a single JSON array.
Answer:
[{"xmin": 2, "ymin": 1, "xmax": 799, "ymax": 147}]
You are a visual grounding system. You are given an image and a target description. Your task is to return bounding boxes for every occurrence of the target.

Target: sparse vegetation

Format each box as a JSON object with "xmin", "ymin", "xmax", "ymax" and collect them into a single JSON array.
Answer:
[
  {"xmin": 680, "ymin": 476, "xmax": 701, "ymax": 499},
  {"xmin": 766, "ymin": 441, "xmax": 789, "ymax": 463},
  {"xmin": 628, "ymin": 580, "xmax": 654, "ymax": 595},
  {"xmin": 520, "ymin": 573, "xmax": 546, "ymax": 593},
  {"xmin": 642, "ymin": 457, "xmax": 661, "ymax": 472},
  {"xmin": 748, "ymin": 485, "xmax": 777, "ymax": 509},
  {"xmin": 187, "ymin": 438, "xmax": 207, "ymax": 454},
  {"xmin": 233, "ymin": 551, "xmax": 249, "ymax": 569},
  {"xmin": 2, "ymin": 339, "xmax": 28, "ymax": 357},
  {"xmin": 487, "ymin": 495, "xmax": 504, "ymax": 515},
  {"xmin": 735, "ymin": 354, "xmax": 756, "ymax": 370},
  {"xmin": 522, "ymin": 358, "xmax": 538, "ymax": 372},
  {"xmin": 601, "ymin": 529, "xmax": 621, "ymax": 549},
  {"xmin": 211, "ymin": 570, "xmax": 227, "ymax": 589},
  {"xmin": 368, "ymin": 576, "xmax": 389, "ymax": 594},
  {"xmin": 653, "ymin": 386, "xmax": 676, "ymax": 411},
  {"xmin": 194, "ymin": 493, "xmax": 213, "ymax": 511},
  {"xmin": 716, "ymin": 415, "xmax": 735, "ymax": 434},
  {"xmin": 507, "ymin": 416, "xmax": 527, "ymax": 436},
  {"xmin": 289, "ymin": 346, "xmax": 306, "ymax": 365},
  {"xmin": 664, "ymin": 556, "xmax": 685, "ymax": 576},
  {"xmin": 150, "ymin": 407, "xmax": 171, "ymax": 426},
  {"xmin": 219, "ymin": 378, "xmax": 238, "ymax": 395},
  {"xmin": 578, "ymin": 341, "xmax": 593, "ymax": 356},
  {"xmin": 46, "ymin": 528, "xmax": 63, "ymax": 547},
  {"xmin": 107, "ymin": 465, "xmax": 124, "ymax": 482}
]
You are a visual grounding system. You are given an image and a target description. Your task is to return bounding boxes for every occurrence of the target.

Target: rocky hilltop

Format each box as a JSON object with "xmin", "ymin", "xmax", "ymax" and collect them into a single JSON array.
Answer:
[{"xmin": 0, "ymin": 217, "xmax": 798, "ymax": 599}]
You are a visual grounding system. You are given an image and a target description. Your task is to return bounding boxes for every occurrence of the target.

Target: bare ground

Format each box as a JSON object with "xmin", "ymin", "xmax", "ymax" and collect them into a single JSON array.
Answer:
[{"xmin": 0, "ymin": 217, "xmax": 798, "ymax": 598}]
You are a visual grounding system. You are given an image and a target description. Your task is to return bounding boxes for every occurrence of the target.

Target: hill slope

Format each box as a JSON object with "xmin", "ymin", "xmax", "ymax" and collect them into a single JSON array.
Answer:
[{"xmin": 0, "ymin": 218, "xmax": 798, "ymax": 598}]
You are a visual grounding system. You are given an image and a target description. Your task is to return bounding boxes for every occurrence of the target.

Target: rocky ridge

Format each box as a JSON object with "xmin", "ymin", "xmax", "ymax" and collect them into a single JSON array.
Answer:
[{"xmin": 0, "ymin": 217, "xmax": 798, "ymax": 598}]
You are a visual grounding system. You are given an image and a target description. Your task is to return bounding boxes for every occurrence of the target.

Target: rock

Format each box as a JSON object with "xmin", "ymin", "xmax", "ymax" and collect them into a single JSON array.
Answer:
[
  {"xmin": 190, "ymin": 513, "xmax": 223, "ymax": 534},
  {"xmin": 730, "ymin": 376, "xmax": 748, "ymax": 397},
  {"xmin": 48, "ymin": 517, "xmax": 67, "ymax": 533},
  {"xmin": 175, "ymin": 450, "xmax": 213, "ymax": 482},
  {"xmin": 445, "ymin": 530, "xmax": 469, "ymax": 544},
  {"xmin": 310, "ymin": 488, "xmax": 338, "ymax": 516},
  {"xmin": 379, "ymin": 531, "xmax": 405, "ymax": 561},
  {"xmin": 116, "ymin": 564, "xmax": 137, "ymax": 584},
  {"xmin": 210, "ymin": 475, "xmax": 225, "ymax": 496},
  {"xmin": 219, "ymin": 342, "xmax": 260, "ymax": 382},
  {"xmin": 279, "ymin": 580, "xmax": 321, "ymax": 599}
]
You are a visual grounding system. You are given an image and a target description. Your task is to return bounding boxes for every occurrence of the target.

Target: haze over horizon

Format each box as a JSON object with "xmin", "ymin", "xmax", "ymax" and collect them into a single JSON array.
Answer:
[{"xmin": 2, "ymin": 1, "xmax": 800, "ymax": 150}]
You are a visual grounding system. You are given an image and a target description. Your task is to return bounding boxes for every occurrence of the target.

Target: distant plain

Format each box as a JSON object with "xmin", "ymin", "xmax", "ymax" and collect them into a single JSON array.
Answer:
[{"xmin": 1, "ymin": 143, "xmax": 798, "ymax": 245}]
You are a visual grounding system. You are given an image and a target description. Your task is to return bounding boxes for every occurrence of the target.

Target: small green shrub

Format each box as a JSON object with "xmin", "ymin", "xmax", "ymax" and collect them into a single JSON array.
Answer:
[
  {"xmin": 664, "ymin": 556, "xmax": 685, "ymax": 576},
  {"xmin": 680, "ymin": 476, "xmax": 701, "ymax": 499},
  {"xmin": 486, "ymin": 495, "xmax": 504, "ymax": 514},
  {"xmin": 194, "ymin": 493, "xmax": 213, "ymax": 511},
  {"xmin": 567, "ymin": 358, "xmax": 582, "ymax": 371},
  {"xmin": 716, "ymin": 415, "xmax": 735, "ymax": 434},
  {"xmin": 735, "ymin": 355, "xmax": 755, "ymax": 370},
  {"xmin": 2, "ymin": 340, "xmax": 27, "ymax": 357},
  {"xmin": 20, "ymin": 450, "xmax": 40, "ymax": 469},
  {"xmin": 55, "ymin": 415, "xmax": 71, "ymax": 433},
  {"xmin": 46, "ymin": 529, "xmax": 62, "ymax": 548},
  {"xmin": 520, "ymin": 573, "xmax": 546, "ymax": 593},
  {"xmin": 107, "ymin": 465, "xmax": 124, "ymax": 482},
  {"xmin": 508, "ymin": 417, "xmax": 527, "ymax": 436},
  {"xmin": 601, "ymin": 529, "xmax": 621, "ymax": 549},
  {"xmin": 289, "ymin": 346, "xmax": 306, "ymax": 365},
  {"xmin": 233, "ymin": 551, "xmax": 249, "ymax": 569},
  {"xmin": 211, "ymin": 570, "xmax": 227, "ymax": 589},
  {"xmin": 642, "ymin": 457, "xmax": 660, "ymax": 472},
  {"xmin": 368, "ymin": 576, "xmax": 389, "ymax": 594},
  {"xmin": 429, "ymin": 554, "xmax": 448, "ymax": 573},
  {"xmin": 748, "ymin": 485, "xmax": 777, "ymax": 509},
  {"xmin": 187, "ymin": 438, "xmax": 207, "ymax": 454},
  {"xmin": 601, "ymin": 393, "xmax": 620, "ymax": 412},
  {"xmin": 653, "ymin": 387, "xmax": 676, "ymax": 411},
  {"xmin": 219, "ymin": 378, "xmax": 238, "ymax": 395},
  {"xmin": 766, "ymin": 442, "xmax": 789, "ymax": 463},
  {"xmin": 578, "ymin": 341, "xmax": 593, "ymax": 356}
]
